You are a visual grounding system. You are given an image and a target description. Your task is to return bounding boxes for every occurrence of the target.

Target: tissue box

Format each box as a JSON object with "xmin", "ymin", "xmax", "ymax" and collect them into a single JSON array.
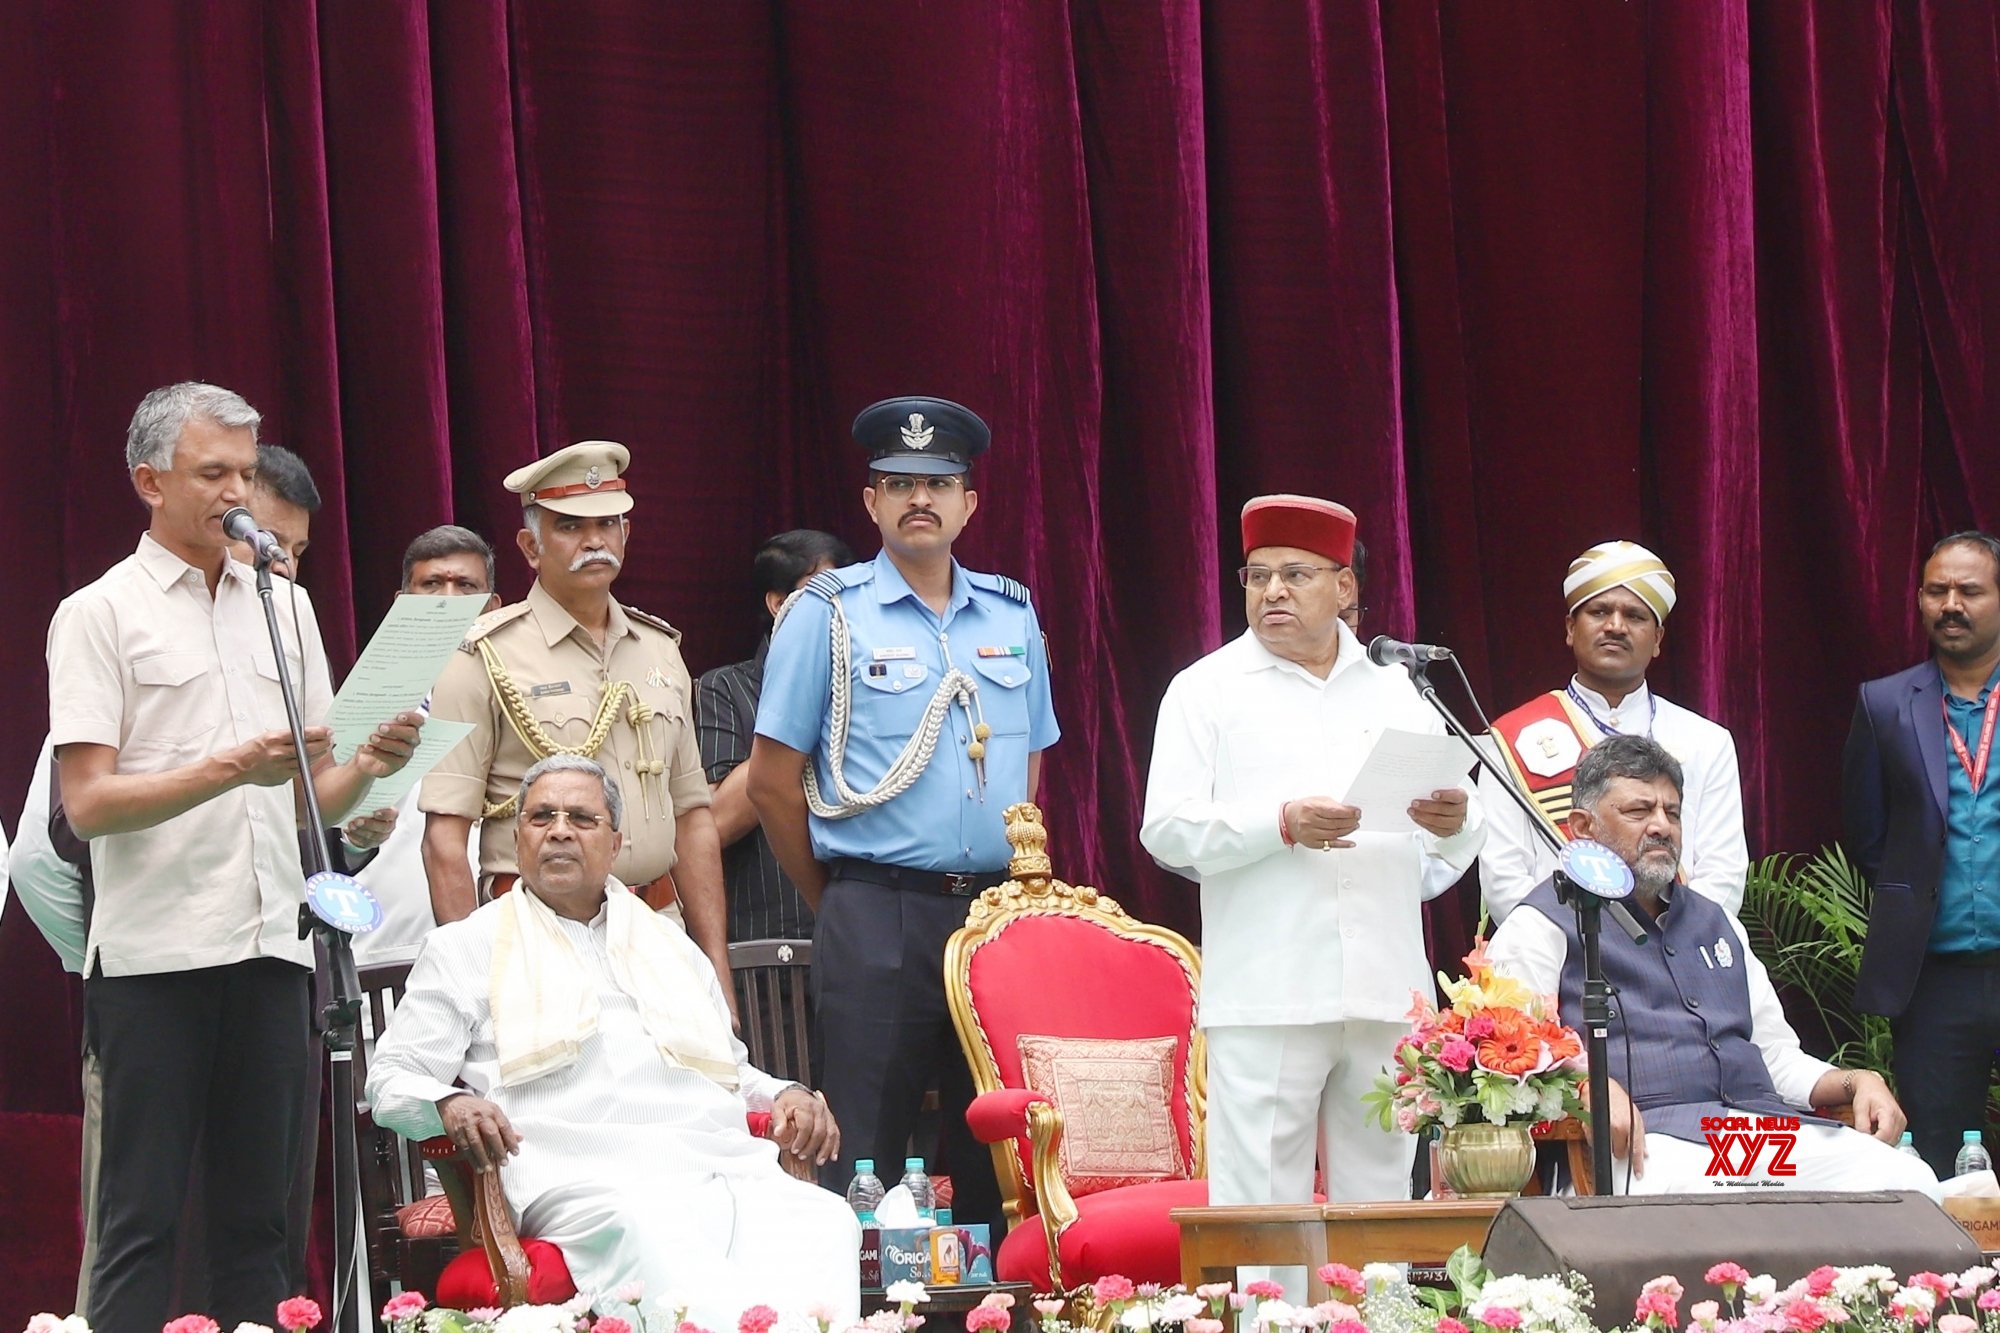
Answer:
[
  {"xmin": 861, "ymin": 1224, "xmax": 994, "ymax": 1288},
  {"xmin": 1945, "ymin": 1197, "xmax": 2000, "ymax": 1254}
]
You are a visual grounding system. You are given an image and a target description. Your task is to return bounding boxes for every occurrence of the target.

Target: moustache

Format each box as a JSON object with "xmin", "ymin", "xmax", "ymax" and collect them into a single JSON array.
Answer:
[
  {"xmin": 1638, "ymin": 836, "xmax": 1679, "ymax": 858},
  {"xmin": 901, "ymin": 512, "xmax": 939, "ymax": 527},
  {"xmin": 569, "ymin": 551, "xmax": 622, "ymax": 573},
  {"xmin": 1935, "ymin": 613, "xmax": 1970, "ymax": 630}
]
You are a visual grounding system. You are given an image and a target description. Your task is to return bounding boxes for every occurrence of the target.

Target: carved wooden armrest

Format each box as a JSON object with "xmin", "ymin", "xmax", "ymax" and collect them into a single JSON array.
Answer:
[{"xmin": 420, "ymin": 1136, "xmax": 530, "ymax": 1306}]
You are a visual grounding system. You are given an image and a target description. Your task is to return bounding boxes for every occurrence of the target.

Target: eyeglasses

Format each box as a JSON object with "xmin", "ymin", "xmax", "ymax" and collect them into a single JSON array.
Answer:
[
  {"xmin": 875, "ymin": 475, "xmax": 965, "ymax": 499},
  {"xmin": 526, "ymin": 807, "xmax": 607, "ymax": 831},
  {"xmin": 1238, "ymin": 564, "xmax": 1341, "ymax": 590}
]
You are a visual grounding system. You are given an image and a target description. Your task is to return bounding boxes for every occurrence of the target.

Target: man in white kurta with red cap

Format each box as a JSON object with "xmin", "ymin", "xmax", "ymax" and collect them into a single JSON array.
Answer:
[
  {"xmin": 1141, "ymin": 496, "xmax": 1485, "ymax": 1207},
  {"xmin": 1479, "ymin": 539, "xmax": 1747, "ymax": 923}
]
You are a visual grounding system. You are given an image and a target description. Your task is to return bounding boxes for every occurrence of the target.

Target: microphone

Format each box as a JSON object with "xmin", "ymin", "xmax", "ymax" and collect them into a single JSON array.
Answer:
[
  {"xmin": 222, "ymin": 506, "xmax": 284, "ymax": 564},
  {"xmin": 1367, "ymin": 634, "xmax": 1453, "ymax": 669}
]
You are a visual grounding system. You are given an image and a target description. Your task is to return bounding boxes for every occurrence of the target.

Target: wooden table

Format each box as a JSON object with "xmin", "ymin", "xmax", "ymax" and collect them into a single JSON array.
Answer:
[{"xmin": 1173, "ymin": 1201, "xmax": 1505, "ymax": 1299}]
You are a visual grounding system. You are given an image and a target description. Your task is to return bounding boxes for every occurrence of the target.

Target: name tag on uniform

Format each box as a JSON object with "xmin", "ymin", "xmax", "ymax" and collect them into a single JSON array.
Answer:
[
  {"xmin": 873, "ymin": 646, "xmax": 917, "ymax": 661},
  {"xmin": 529, "ymin": 680, "xmax": 572, "ymax": 698}
]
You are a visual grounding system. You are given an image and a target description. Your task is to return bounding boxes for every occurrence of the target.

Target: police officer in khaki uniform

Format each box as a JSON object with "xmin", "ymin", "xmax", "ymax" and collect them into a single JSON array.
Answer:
[{"xmin": 418, "ymin": 441, "xmax": 735, "ymax": 1005}]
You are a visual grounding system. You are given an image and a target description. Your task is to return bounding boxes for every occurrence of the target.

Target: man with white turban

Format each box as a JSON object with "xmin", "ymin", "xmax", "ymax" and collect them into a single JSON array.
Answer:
[{"xmin": 1479, "ymin": 540, "xmax": 1748, "ymax": 922}]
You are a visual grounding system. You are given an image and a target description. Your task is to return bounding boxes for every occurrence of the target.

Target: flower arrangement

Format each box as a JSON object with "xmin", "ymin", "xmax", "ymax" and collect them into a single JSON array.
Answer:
[
  {"xmin": 1363, "ymin": 941, "xmax": 1588, "ymax": 1134},
  {"xmin": 31, "ymin": 1260, "xmax": 2000, "ymax": 1333}
]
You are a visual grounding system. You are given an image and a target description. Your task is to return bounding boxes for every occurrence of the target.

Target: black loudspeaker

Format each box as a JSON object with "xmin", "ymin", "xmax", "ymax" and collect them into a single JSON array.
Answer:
[{"xmin": 1483, "ymin": 1193, "xmax": 1979, "ymax": 1317}]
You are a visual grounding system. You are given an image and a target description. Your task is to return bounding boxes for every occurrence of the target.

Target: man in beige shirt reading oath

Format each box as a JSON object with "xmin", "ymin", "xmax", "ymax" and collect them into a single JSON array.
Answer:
[
  {"xmin": 47, "ymin": 382, "xmax": 423, "ymax": 1333},
  {"xmin": 419, "ymin": 441, "xmax": 735, "ymax": 1009}
]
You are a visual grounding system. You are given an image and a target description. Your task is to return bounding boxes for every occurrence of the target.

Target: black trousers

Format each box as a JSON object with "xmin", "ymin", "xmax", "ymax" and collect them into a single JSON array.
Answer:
[
  {"xmin": 85, "ymin": 957, "xmax": 313, "ymax": 1333},
  {"xmin": 1891, "ymin": 951, "xmax": 2000, "ymax": 1180},
  {"xmin": 811, "ymin": 874, "xmax": 1001, "ymax": 1231}
]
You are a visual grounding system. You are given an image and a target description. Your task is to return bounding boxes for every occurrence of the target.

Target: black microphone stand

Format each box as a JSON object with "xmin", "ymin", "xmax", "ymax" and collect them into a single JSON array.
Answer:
[
  {"xmin": 1394, "ymin": 653, "xmax": 1642, "ymax": 1197},
  {"xmin": 252, "ymin": 554, "xmax": 364, "ymax": 1333}
]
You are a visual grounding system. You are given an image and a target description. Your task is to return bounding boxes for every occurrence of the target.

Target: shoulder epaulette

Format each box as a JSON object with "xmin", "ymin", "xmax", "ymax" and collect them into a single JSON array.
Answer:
[
  {"xmin": 458, "ymin": 601, "xmax": 534, "ymax": 651},
  {"xmin": 803, "ymin": 564, "xmax": 871, "ymax": 603},
  {"xmin": 623, "ymin": 605, "xmax": 684, "ymax": 643},
  {"xmin": 967, "ymin": 570, "xmax": 1031, "ymax": 604}
]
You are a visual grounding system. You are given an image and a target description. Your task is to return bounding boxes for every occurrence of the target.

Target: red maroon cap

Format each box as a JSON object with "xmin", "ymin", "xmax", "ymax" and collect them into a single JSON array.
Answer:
[{"xmin": 1240, "ymin": 494, "xmax": 1357, "ymax": 565}]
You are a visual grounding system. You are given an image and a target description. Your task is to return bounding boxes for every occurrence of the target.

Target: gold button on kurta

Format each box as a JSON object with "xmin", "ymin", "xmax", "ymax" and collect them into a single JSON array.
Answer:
[{"xmin": 421, "ymin": 580, "xmax": 710, "ymax": 888}]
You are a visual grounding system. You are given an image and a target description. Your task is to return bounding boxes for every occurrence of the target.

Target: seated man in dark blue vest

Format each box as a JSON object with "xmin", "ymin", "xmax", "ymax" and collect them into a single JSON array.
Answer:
[{"xmin": 1487, "ymin": 734, "xmax": 1940, "ymax": 1197}]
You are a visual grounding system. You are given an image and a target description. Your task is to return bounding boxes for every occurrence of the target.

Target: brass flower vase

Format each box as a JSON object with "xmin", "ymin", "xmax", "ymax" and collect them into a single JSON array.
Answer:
[{"xmin": 1438, "ymin": 1122, "xmax": 1536, "ymax": 1197}]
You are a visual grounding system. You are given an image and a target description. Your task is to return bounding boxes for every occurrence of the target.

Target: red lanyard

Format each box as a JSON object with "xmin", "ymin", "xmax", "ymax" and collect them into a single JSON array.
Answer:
[{"xmin": 1943, "ymin": 688, "xmax": 2000, "ymax": 792}]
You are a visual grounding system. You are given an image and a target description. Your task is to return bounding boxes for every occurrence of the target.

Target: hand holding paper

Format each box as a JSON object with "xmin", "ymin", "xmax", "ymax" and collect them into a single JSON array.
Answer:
[{"xmin": 1339, "ymin": 729, "xmax": 1477, "ymax": 833}]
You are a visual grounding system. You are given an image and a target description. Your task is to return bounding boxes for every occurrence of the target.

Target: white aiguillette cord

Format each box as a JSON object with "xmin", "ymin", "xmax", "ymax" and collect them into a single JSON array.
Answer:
[{"xmin": 772, "ymin": 585, "xmax": 984, "ymax": 818}]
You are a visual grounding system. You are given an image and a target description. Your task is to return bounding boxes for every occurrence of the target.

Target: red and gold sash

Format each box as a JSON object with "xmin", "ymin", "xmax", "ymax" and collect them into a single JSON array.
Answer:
[{"xmin": 1489, "ymin": 691, "xmax": 1601, "ymax": 843}]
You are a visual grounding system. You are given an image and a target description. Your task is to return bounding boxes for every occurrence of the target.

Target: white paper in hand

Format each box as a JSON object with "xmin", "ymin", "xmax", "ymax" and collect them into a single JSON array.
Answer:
[{"xmin": 1340, "ymin": 729, "xmax": 1476, "ymax": 832}]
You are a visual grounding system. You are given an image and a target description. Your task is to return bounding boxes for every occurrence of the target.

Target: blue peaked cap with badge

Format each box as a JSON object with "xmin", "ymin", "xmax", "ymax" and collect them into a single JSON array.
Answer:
[{"xmin": 852, "ymin": 396, "xmax": 990, "ymax": 475}]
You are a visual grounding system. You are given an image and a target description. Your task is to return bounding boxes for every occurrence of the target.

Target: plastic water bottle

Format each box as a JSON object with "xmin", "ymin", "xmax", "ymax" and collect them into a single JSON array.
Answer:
[
  {"xmin": 1898, "ymin": 1132, "xmax": 1923, "ymax": 1160},
  {"xmin": 901, "ymin": 1156, "xmax": 936, "ymax": 1222},
  {"xmin": 846, "ymin": 1158, "xmax": 886, "ymax": 1221},
  {"xmin": 1956, "ymin": 1131, "xmax": 1992, "ymax": 1178}
]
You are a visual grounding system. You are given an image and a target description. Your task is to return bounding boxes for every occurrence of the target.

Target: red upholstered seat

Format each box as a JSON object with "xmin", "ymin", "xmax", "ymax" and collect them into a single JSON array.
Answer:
[
  {"xmin": 436, "ymin": 1239, "xmax": 576, "ymax": 1308},
  {"xmin": 945, "ymin": 803, "xmax": 1207, "ymax": 1291}
]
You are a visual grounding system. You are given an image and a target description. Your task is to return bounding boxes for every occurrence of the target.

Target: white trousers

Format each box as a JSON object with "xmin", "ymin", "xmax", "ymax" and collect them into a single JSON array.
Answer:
[
  {"xmin": 1597, "ymin": 1118, "xmax": 1942, "ymax": 1200},
  {"xmin": 520, "ymin": 1171, "xmax": 861, "ymax": 1327},
  {"xmin": 1206, "ymin": 1021, "xmax": 1414, "ymax": 1205}
]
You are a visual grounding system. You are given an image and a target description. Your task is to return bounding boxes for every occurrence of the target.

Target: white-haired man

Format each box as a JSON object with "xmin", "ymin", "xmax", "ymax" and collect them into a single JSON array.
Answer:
[
  {"xmin": 47, "ymin": 381, "xmax": 423, "ymax": 1333},
  {"xmin": 370, "ymin": 755, "xmax": 858, "ymax": 1325}
]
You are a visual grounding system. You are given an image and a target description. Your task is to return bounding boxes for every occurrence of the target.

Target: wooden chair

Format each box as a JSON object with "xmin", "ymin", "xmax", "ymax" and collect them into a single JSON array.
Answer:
[
  {"xmin": 945, "ymin": 803, "xmax": 1207, "ymax": 1291},
  {"xmin": 729, "ymin": 938, "xmax": 813, "ymax": 1086},
  {"xmin": 354, "ymin": 964, "xmax": 474, "ymax": 1324}
]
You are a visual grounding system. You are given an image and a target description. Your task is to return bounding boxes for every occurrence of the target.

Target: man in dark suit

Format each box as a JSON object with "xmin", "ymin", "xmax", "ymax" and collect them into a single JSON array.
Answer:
[{"xmin": 1845, "ymin": 530, "xmax": 2000, "ymax": 1178}]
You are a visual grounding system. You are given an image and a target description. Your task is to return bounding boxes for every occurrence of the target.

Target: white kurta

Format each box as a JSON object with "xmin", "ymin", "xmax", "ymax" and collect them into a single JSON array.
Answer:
[
  {"xmin": 1485, "ymin": 904, "xmax": 1938, "ymax": 1199},
  {"xmin": 1140, "ymin": 625, "xmax": 1486, "ymax": 1204},
  {"xmin": 367, "ymin": 900, "xmax": 859, "ymax": 1324},
  {"xmin": 1478, "ymin": 680, "xmax": 1748, "ymax": 923}
]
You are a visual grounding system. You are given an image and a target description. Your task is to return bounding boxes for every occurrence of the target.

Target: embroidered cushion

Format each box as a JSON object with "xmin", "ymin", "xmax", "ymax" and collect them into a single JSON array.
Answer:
[
  {"xmin": 1016, "ymin": 1033, "xmax": 1186, "ymax": 1195},
  {"xmin": 394, "ymin": 1192, "xmax": 458, "ymax": 1239}
]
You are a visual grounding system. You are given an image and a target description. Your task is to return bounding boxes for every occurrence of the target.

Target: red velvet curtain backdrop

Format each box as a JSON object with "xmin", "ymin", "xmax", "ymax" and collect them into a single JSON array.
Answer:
[{"xmin": 1, "ymin": 0, "xmax": 1996, "ymax": 1155}]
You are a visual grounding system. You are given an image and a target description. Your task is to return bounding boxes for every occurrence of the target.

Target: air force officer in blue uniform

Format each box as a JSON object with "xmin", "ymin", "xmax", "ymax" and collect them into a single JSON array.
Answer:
[{"xmin": 747, "ymin": 397, "xmax": 1059, "ymax": 1228}]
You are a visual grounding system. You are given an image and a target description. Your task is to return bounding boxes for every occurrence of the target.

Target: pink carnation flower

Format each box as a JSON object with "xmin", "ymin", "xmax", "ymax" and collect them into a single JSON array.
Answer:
[
  {"xmin": 1186, "ymin": 1322, "xmax": 1226, "ymax": 1333},
  {"xmin": 1465, "ymin": 1015, "xmax": 1497, "ymax": 1040},
  {"xmin": 594, "ymin": 1318, "xmax": 633, "ymax": 1333},
  {"xmin": 382, "ymin": 1294, "xmax": 429, "ymax": 1324},
  {"xmin": 165, "ymin": 1317, "xmax": 221, "ymax": 1333},
  {"xmin": 1646, "ymin": 1278, "xmax": 1687, "ymax": 1304},
  {"xmin": 1782, "ymin": 1302, "xmax": 1825, "ymax": 1333},
  {"xmin": 1318, "ymin": 1264, "xmax": 1365, "ymax": 1298},
  {"xmin": 1708, "ymin": 1264, "xmax": 1752, "ymax": 1290},
  {"xmin": 1691, "ymin": 1303, "xmax": 1720, "ymax": 1326},
  {"xmin": 1330, "ymin": 1323, "xmax": 1368, "ymax": 1333},
  {"xmin": 1910, "ymin": 1275, "xmax": 1954, "ymax": 1300},
  {"xmin": 1438, "ymin": 1037, "xmax": 1477, "ymax": 1073},
  {"xmin": 1481, "ymin": 1310, "xmax": 1522, "ymax": 1330},
  {"xmin": 1093, "ymin": 1277, "xmax": 1137, "ymax": 1305},
  {"xmin": 1244, "ymin": 1281, "xmax": 1286, "ymax": 1301},
  {"xmin": 1980, "ymin": 1293, "xmax": 2000, "ymax": 1313},
  {"xmin": 1032, "ymin": 1302, "xmax": 1066, "ymax": 1319},
  {"xmin": 1196, "ymin": 1285, "xmax": 1233, "ymax": 1303},
  {"xmin": 965, "ymin": 1309, "xmax": 1010, "ymax": 1333},
  {"xmin": 1636, "ymin": 1290, "xmax": 1680, "ymax": 1327},
  {"xmin": 1438, "ymin": 1320, "xmax": 1469, "ymax": 1333},
  {"xmin": 1804, "ymin": 1269, "xmax": 1838, "ymax": 1299},
  {"xmin": 1938, "ymin": 1317, "xmax": 1976, "ymax": 1333},
  {"xmin": 277, "ymin": 1300, "xmax": 322, "ymax": 1333},
  {"xmin": 739, "ymin": 1308, "xmax": 780, "ymax": 1333}
]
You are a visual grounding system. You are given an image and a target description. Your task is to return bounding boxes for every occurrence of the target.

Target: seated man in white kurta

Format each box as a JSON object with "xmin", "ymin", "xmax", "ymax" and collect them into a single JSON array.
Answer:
[{"xmin": 367, "ymin": 754, "xmax": 859, "ymax": 1324}]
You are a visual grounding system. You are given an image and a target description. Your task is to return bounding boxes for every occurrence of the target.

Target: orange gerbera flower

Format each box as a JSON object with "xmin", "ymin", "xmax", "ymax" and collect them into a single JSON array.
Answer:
[
  {"xmin": 1537, "ymin": 1018, "xmax": 1582, "ymax": 1064},
  {"xmin": 1476, "ymin": 1008, "xmax": 1542, "ymax": 1076}
]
